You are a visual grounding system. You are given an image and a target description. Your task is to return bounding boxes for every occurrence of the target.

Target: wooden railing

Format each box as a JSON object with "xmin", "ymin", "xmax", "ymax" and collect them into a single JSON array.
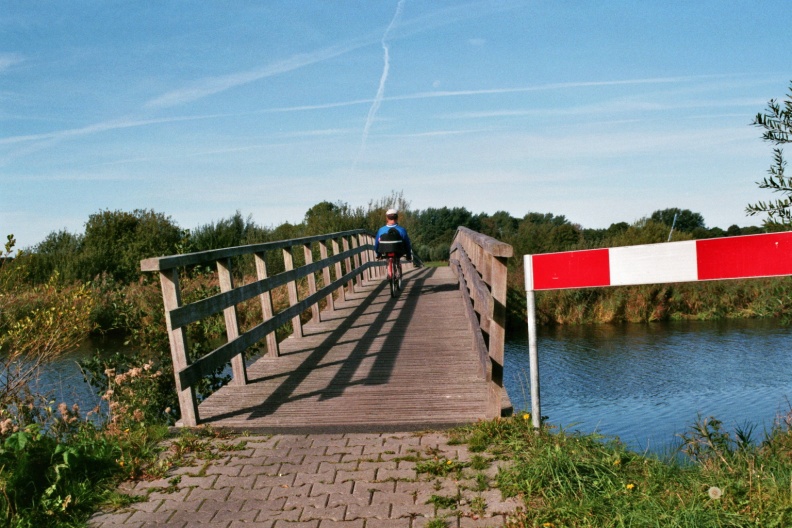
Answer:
[
  {"xmin": 449, "ymin": 227, "xmax": 513, "ymax": 419},
  {"xmin": 141, "ymin": 229, "xmax": 390, "ymax": 426}
]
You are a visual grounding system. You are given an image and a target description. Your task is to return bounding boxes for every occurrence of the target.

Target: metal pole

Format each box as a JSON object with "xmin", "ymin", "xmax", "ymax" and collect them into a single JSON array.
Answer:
[{"xmin": 526, "ymin": 288, "xmax": 541, "ymax": 429}]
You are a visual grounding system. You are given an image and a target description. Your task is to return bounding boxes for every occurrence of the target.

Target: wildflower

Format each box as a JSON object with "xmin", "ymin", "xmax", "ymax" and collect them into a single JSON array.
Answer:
[
  {"xmin": 708, "ymin": 486, "xmax": 723, "ymax": 500},
  {"xmin": 626, "ymin": 483, "xmax": 635, "ymax": 491},
  {"xmin": 164, "ymin": 407, "xmax": 172, "ymax": 414},
  {"xmin": 446, "ymin": 460, "xmax": 453, "ymax": 465},
  {"xmin": 58, "ymin": 402, "xmax": 69, "ymax": 418},
  {"xmin": 522, "ymin": 413, "xmax": 530, "ymax": 420},
  {"xmin": 613, "ymin": 459, "xmax": 621, "ymax": 466},
  {"xmin": 0, "ymin": 418, "xmax": 13, "ymax": 435},
  {"xmin": 543, "ymin": 523, "xmax": 554, "ymax": 528}
]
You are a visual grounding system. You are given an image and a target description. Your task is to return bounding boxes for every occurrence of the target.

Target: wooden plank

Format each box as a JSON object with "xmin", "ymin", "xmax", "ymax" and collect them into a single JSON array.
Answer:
[
  {"xmin": 159, "ymin": 269, "xmax": 199, "ymax": 426},
  {"xmin": 169, "ymin": 246, "xmax": 361, "ymax": 330},
  {"xmin": 141, "ymin": 229, "xmax": 370, "ymax": 271},
  {"xmin": 254, "ymin": 252, "xmax": 279, "ymax": 357},
  {"xmin": 217, "ymin": 258, "xmax": 247, "ymax": 386}
]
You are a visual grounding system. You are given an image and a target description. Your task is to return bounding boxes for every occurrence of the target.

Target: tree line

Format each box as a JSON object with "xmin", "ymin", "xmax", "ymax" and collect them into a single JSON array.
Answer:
[{"xmin": 11, "ymin": 200, "xmax": 764, "ymax": 287}]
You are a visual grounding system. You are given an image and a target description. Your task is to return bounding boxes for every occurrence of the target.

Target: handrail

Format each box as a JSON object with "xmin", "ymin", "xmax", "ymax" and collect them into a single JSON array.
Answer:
[
  {"xmin": 449, "ymin": 226, "xmax": 513, "ymax": 419},
  {"xmin": 141, "ymin": 228, "xmax": 382, "ymax": 426}
]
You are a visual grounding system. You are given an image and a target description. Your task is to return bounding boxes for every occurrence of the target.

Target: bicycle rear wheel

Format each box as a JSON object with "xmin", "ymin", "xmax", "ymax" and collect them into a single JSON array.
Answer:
[{"xmin": 389, "ymin": 258, "xmax": 397, "ymax": 297}]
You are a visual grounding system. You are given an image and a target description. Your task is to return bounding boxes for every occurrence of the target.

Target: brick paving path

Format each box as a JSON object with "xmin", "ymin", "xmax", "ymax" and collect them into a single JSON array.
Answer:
[{"xmin": 88, "ymin": 431, "xmax": 523, "ymax": 528}]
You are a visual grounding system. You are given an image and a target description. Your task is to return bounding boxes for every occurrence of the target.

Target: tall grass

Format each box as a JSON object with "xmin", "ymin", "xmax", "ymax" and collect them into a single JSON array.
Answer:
[{"xmin": 454, "ymin": 412, "xmax": 792, "ymax": 527}]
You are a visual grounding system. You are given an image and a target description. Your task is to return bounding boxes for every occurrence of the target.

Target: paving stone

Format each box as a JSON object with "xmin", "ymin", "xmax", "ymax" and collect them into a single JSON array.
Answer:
[
  {"xmin": 304, "ymin": 453, "xmax": 344, "ymax": 465},
  {"xmin": 309, "ymin": 434, "xmax": 349, "ymax": 448},
  {"xmin": 215, "ymin": 473, "xmax": 258, "ymax": 489},
  {"xmin": 127, "ymin": 509, "xmax": 174, "ymax": 524},
  {"xmin": 285, "ymin": 491, "xmax": 329, "ymax": 510},
  {"xmin": 205, "ymin": 463, "xmax": 243, "ymax": 476},
  {"xmin": 352, "ymin": 480, "xmax": 395, "ymax": 495},
  {"xmin": 157, "ymin": 498, "xmax": 202, "ymax": 512},
  {"xmin": 140, "ymin": 521, "xmax": 188, "ymax": 528},
  {"xmin": 459, "ymin": 514, "xmax": 507, "ymax": 527},
  {"xmin": 371, "ymin": 491, "xmax": 415, "ymax": 507},
  {"xmin": 317, "ymin": 519, "xmax": 365, "ymax": 528},
  {"xmin": 227, "ymin": 486, "xmax": 271, "ymax": 502},
  {"xmin": 326, "ymin": 492, "xmax": 368, "ymax": 508},
  {"xmin": 377, "ymin": 467, "xmax": 416, "ymax": 481},
  {"xmin": 146, "ymin": 484, "xmax": 192, "ymax": 502},
  {"xmin": 335, "ymin": 469, "xmax": 376, "ymax": 483},
  {"xmin": 311, "ymin": 480, "xmax": 354, "ymax": 497},
  {"xmin": 166, "ymin": 509, "xmax": 216, "ymax": 524},
  {"xmin": 289, "ymin": 446, "xmax": 329, "ymax": 457},
  {"xmin": 365, "ymin": 518, "xmax": 412, "ymax": 527},
  {"xmin": 228, "ymin": 521, "xmax": 274, "ymax": 528},
  {"xmin": 345, "ymin": 502, "xmax": 391, "ymax": 520},
  {"xmin": 295, "ymin": 470, "xmax": 337, "ymax": 486},
  {"xmin": 255, "ymin": 472, "xmax": 297, "ymax": 489},
  {"xmin": 128, "ymin": 499, "xmax": 164, "ymax": 513},
  {"xmin": 269, "ymin": 483, "xmax": 312, "ymax": 500},
  {"xmin": 320, "ymin": 459, "xmax": 359, "ymax": 472},
  {"xmin": 211, "ymin": 508, "xmax": 260, "ymax": 523},
  {"xmin": 87, "ymin": 510, "xmax": 133, "ymax": 526},
  {"xmin": 227, "ymin": 455, "xmax": 271, "ymax": 467},
  {"xmin": 263, "ymin": 507, "xmax": 303, "ymax": 522},
  {"xmin": 389, "ymin": 499, "xmax": 435, "ymax": 519},
  {"xmin": 326, "ymin": 445, "xmax": 364, "ymax": 457},
  {"xmin": 300, "ymin": 505, "xmax": 346, "ymax": 522},
  {"xmin": 177, "ymin": 474, "xmax": 219, "ymax": 489},
  {"xmin": 186, "ymin": 487, "xmax": 231, "ymax": 502},
  {"xmin": 359, "ymin": 460, "xmax": 397, "ymax": 471},
  {"xmin": 272, "ymin": 520, "xmax": 319, "ymax": 528},
  {"xmin": 280, "ymin": 461, "xmax": 321, "ymax": 474}
]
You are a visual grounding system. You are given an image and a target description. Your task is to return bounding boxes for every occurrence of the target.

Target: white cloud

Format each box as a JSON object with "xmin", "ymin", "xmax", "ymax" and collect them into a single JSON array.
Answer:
[{"xmin": 0, "ymin": 53, "xmax": 24, "ymax": 73}]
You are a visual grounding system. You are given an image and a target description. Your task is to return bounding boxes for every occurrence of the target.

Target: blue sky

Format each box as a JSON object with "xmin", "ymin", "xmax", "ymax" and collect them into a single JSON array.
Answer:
[{"xmin": 3, "ymin": 1, "xmax": 792, "ymax": 251}]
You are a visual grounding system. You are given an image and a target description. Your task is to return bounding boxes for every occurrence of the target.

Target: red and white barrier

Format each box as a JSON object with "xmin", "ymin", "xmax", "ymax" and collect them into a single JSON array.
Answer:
[
  {"xmin": 524, "ymin": 231, "xmax": 792, "ymax": 291},
  {"xmin": 521, "ymin": 230, "xmax": 792, "ymax": 430}
]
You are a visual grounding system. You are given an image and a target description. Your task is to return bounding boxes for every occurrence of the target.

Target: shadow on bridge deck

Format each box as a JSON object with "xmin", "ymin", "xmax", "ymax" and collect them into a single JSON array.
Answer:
[{"xmin": 193, "ymin": 266, "xmax": 489, "ymax": 433}]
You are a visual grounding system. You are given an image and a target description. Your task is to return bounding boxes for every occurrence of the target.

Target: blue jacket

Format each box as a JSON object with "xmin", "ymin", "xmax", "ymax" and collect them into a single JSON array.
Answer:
[{"xmin": 374, "ymin": 223, "xmax": 412, "ymax": 258}]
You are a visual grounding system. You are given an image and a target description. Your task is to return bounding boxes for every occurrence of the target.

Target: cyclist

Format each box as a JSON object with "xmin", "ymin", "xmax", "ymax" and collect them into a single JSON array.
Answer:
[{"xmin": 374, "ymin": 208, "xmax": 412, "ymax": 262}]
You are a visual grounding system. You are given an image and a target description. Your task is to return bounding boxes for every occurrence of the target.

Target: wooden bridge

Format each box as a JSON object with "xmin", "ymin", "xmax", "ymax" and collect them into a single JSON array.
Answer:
[{"xmin": 141, "ymin": 227, "xmax": 513, "ymax": 433}]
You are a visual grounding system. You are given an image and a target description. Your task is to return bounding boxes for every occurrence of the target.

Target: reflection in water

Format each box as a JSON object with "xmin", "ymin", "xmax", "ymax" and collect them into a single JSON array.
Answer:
[{"xmin": 505, "ymin": 319, "xmax": 792, "ymax": 453}]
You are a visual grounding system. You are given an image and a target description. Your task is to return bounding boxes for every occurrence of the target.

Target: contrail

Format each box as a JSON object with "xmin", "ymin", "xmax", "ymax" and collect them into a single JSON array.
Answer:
[{"xmin": 354, "ymin": 0, "xmax": 405, "ymax": 169}]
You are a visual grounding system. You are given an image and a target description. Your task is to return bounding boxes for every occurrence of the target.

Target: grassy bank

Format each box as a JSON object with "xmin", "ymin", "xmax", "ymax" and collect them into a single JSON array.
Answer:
[{"xmin": 452, "ymin": 412, "xmax": 792, "ymax": 527}]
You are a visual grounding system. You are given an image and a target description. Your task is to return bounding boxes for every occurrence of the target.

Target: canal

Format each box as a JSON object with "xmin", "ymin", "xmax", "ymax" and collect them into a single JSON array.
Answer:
[{"xmin": 505, "ymin": 318, "xmax": 792, "ymax": 454}]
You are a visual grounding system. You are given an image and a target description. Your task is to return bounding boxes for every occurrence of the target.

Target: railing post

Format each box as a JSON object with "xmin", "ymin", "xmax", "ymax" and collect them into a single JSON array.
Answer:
[
  {"xmin": 342, "ymin": 236, "xmax": 354, "ymax": 294},
  {"xmin": 487, "ymin": 254, "xmax": 508, "ymax": 418},
  {"xmin": 303, "ymin": 242, "xmax": 321, "ymax": 323},
  {"xmin": 332, "ymin": 238, "xmax": 346, "ymax": 302},
  {"xmin": 254, "ymin": 251, "xmax": 279, "ymax": 357},
  {"xmin": 283, "ymin": 245, "xmax": 303, "ymax": 338},
  {"xmin": 158, "ymin": 269, "xmax": 199, "ymax": 426},
  {"xmin": 351, "ymin": 236, "xmax": 362, "ymax": 288},
  {"xmin": 217, "ymin": 258, "xmax": 247, "ymax": 386},
  {"xmin": 319, "ymin": 240, "xmax": 335, "ymax": 312},
  {"xmin": 358, "ymin": 233, "xmax": 370, "ymax": 282}
]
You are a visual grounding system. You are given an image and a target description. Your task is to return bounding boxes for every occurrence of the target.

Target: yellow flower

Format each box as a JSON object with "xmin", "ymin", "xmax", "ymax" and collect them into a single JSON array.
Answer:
[
  {"xmin": 446, "ymin": 460, "xmax": 453, "ymax": 465},
  {"xmin": 542, "ymin": 523, "xmax": 554, "ymax": 528},
  {"xmin": 613, "ymin": 459, "xmax": 621, "ymax": 466},
  {"xmin": 522, "ymin": 413, "xmax": 531, "ymax": 420},
  {"xmin": 626, "ymin": 483, "xmax": 635, "ymax": 490}
]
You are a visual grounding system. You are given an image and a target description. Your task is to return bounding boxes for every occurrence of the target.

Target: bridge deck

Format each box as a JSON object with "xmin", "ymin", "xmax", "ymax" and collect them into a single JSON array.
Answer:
[{"xmin": 194, "ymin": 266, "xmax": 490, "ymax": 433}]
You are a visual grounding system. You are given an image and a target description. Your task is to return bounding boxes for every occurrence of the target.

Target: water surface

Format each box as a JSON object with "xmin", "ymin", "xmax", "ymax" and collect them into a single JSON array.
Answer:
[{"xmin": 505, "ymin": 318, "xmax": 792, "ymax": 453}]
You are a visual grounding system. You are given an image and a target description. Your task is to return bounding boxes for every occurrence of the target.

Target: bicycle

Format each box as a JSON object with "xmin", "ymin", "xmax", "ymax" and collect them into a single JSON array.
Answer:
[{"xmin": 378, "ymin": 252, "xmax": 404, "ymax": 297}]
